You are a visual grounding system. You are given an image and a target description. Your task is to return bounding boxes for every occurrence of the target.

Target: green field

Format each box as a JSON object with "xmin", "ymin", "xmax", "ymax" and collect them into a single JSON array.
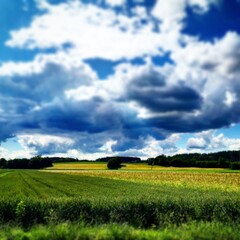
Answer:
[{"xmin": 0, "ymin": 164, "xmax": 240, "ymax": 239}]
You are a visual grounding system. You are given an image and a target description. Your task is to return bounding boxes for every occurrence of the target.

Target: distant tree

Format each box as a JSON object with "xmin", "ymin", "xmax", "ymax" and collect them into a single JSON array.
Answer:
[
  {"xmin": 170, "ymin": 158, "xmax": 187, "ymax": 167},
  {"xmin": 155, "ymin": 155, "xmax": 169, "ymax": 166},
  {"xmin": 218, "ymin": 157, "xmax": 229, "ymax": 168},
  {"xmin": 107, "ymin": 157, "xmax": 122, "ymax": 170},
  {"xmin": 147, "ymin": 158, "xmax": 154, "ymax": 167},
  {"xmin": 29, "ymin": 155, "xmax": 52, "ymax": 169},
  {"xmin": 230, "ymin": 162, "xmax": 240, "ymax": 170},
  {"xmin": 6, "ymin": 158, "xmax": 29, "ymax": 169},
  {"xmin": 0, "ymin": 158, "xmax": 6, "ymax": 168},
  {"xmin": 4, "ymin": 156, "xmax": 52, "ymax": 169}
]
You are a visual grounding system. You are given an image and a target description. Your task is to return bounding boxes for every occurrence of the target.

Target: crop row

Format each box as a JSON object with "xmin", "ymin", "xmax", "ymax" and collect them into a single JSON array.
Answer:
[{"xmin": 0, "ymin": 197, "xmax": 239, "ymax": 228}]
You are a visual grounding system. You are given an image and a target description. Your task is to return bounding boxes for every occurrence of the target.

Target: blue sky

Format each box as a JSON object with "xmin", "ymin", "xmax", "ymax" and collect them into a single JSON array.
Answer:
[{"xmin": 1, "ymin": 0, "xmax": 240, "ymax": 159}]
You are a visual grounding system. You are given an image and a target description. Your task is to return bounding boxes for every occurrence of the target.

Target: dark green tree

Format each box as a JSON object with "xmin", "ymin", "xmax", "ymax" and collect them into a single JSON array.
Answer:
[
  {"xmin": 107, "ymin": 157, "xmax": 122, "ymax": 170},
  {"xmin": 0, "ymin": 158, "xmax": 6, "ymax": 168}
]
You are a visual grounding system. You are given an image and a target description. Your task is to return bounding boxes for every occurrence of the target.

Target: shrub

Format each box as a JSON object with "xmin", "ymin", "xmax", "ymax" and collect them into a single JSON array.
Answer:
[
  {"xmin": 107, "ymin": 158, "xmax": 122, "ymax": 170},
  {"xmin": 230, "ymin": 162, "xmax": 240, "ymax": 170}
]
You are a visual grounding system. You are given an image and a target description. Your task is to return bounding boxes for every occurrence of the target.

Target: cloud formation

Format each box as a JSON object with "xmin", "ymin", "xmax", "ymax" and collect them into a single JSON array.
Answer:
[
  {"xmin": 187, "ymin": 130, "xmax": 240, "ymax": 152},
  {"xmin": 1, "ymin": 0, "xmax": 240, "ymax": 157}
]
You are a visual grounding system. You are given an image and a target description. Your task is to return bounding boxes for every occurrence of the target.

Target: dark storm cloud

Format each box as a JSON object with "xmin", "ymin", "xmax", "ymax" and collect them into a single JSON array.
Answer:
[
  {"xmin": 126, "ymin": 70, "xmax": 202, "ymax": 113},
  {"xmin": 146, "ymin": 98, "xmax": 240, "ymax": 134}
]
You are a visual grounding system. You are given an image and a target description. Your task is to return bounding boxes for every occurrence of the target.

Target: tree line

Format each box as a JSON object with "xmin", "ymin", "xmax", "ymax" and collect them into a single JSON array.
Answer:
[
  {"xmin": 148, "ymin": 151, "xmax": 240, "ymax": 169},
  {"xmin": 0, "ymin": 156, "xmax": 52, "ymax": 169},
  {"xmin": 1, "ymin": 150, "xmax": 240, "ymax": 170},
  {"xmin": 97, "ymin": 156, "xmax": 141, "ymax": 163}
]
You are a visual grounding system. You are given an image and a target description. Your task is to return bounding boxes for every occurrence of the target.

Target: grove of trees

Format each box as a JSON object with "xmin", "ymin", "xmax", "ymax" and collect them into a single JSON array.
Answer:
[
  {"xmin": 148, "ymin": 151, "xmax": 240, "ymax": 169},
  {"xmin": 0, "ymin": 156, "xmax": 52, "ymax": 169}
]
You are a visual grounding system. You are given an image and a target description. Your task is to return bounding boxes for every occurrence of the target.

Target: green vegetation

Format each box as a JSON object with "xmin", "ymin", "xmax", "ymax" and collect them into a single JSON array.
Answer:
[
  {"xmin": 1, "ymin": 222, "xmax": 240, "ymax": 240},
  {"xmin": 231, "ymin": 162, "xmax": 240, "ymax": 170},
  {"xmin": 0, "ymin": 166, "xmax": 239, "ymax": 238},
  {"xmin": 107, "ymin": 157, "xmax": 122, "ymax": 169},
  {"xmin": 148, "ymin": 151, "xmax": 240, "ymax": 168},
  {"xmin": 0, "ymin": 156, "xmax": 52, "ymax": 169},
  {"xmin": 0, "ymin": 170, "xmax": 239, "ymax": 227}
]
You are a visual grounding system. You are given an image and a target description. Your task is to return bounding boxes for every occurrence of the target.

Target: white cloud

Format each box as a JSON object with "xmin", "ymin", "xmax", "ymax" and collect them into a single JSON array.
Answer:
[
  {"xmin": 0, "ymin": 147, "xmax": 9, "ymax": 158},
  {"xmin": 152, "ymin": 0, "xmax": 186, "ymax": 32},
  {"xmin": 0, "ymin": 51, "xmax": 98, "ymax": 78},
  {"xmin": 0, "ymin": 146, "xmax": 33, "ymax": 160},
  {"xmin": 187, "ymin": 137, "xmax": 207, "ymax": 149},
  {"xmin": 173, "ymin": 32, "xmax": 240, "ymax": 79},
  {"xmin": 188, "ymin": 0, "xmax": 220, "ymax": 14},
  {"xmin": 34, "ymin": 0, "xmax": 50, "ymax": 10},
  {"xmin": 152, "ymin": 0, "xmax": 220, "ymax": 31},
  {"xmin": 99, "ymin": 140, "xmax": 118, "ymax": 153},
  {"xmin": 105, "ymin": 0, "xmax": 125, "ymax": 7},
  {"xmin": 187, "ymin": 130, "xmax": 240, "ymax": 152},
  {"xmin": 65, "ymin": 85, "xmax": 109, "ymax": 101},
  {"xmin": 54, "ymin": 149, "xmax": 111, "ymax": 160},
  {"xmin": 6, "ymin": 1, "xmax": 162, "ymax": 61},
  {"xmin": 114, "ymin": 134, "xmax": 181, "ymax": 159},
  {"xmin": 224, "ymin": 91, "xmax": 237, "ymax": 107},
  {"xmin": 17, "ymin": 134, "xmax": 75, "ymax": 154}
]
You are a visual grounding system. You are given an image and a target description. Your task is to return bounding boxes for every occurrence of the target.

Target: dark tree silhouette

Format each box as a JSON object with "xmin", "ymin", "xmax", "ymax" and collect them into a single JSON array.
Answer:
[{"xmin": 107, "ymin": 157, "xmax": 122, "ymax": 170}]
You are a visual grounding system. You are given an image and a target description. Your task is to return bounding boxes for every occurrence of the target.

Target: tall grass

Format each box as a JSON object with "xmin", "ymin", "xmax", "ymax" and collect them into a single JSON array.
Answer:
[
  {"xmin": 1, "ymin": 222, "xmax": 240, "ymax": 240},
  {"xmin": 0, "ymin": 196, "xmax": 239, "ymax": 227}
]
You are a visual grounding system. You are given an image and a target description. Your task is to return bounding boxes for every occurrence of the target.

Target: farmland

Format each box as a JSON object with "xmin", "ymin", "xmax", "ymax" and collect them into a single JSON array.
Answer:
[{"xmin": 0, "ymin": 163, "xmax": 240, "ymax": 239}]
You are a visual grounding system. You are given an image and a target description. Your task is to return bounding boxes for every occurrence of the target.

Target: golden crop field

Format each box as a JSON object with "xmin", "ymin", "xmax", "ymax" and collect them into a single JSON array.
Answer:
[
  {"xmin": 47, "ymin": 162, "xmax": 170, "ymax": 170},
  {"xmin": 48, "ymin": 162, "xmax": 107, "ymax": 170},
  {"xmin": 47, "ymin": 162, "xmax": 224, "ymax": 171},
  {"xmin": 45, "ymin": 167, "xmax": 240, "ymax": 192},
  {"xmin": 44, "ymin": 162, "xmax": 240, "ymax": 192}
]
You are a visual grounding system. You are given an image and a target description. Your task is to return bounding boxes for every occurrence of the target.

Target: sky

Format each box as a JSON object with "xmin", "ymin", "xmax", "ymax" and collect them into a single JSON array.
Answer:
[{"xmin": 1, "ymin": 0, "xmax": 240, "ymax": 160}]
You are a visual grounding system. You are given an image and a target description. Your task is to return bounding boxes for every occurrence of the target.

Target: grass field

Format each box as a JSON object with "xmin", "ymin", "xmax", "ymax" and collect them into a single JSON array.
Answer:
[
  {"xmin": 1, "ymin": 222, "xmax": 240, "ymax": 240},
  {"xmin": 0, "ymin": 163, "xmax": 240, "ymax": 239}
]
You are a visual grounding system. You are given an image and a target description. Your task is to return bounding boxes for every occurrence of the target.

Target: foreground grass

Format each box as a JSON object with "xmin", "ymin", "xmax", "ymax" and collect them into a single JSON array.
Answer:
[{"xmin": 1, "ymin": 222, "xmax": 240, "ymax": 240}]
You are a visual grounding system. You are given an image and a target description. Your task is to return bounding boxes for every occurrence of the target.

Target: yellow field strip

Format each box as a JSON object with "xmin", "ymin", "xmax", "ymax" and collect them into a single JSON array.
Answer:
[{"xmin": 42, "ymin": 168, "xmax": 240, "ymax": 192}]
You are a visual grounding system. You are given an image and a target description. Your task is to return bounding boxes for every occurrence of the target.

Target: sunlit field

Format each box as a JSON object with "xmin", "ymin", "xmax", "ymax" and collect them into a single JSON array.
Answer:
[
  {"xmin": 57, "ymin": 169, "xmax": 240, "ymax": 192},
  {"xmin": 1, "ymin": 163, "xmax": 240, "ymax": 239},
  {"xmin": 45, "ymin": 162, "xmax": 240, "ymax": 192},
  {"xmin": 47, "ymin": 162, "xmax": 234, "ymax": 171},
  {"xmin": 47, "ymin": 162, "xmax": 166, "ymax": 170}
]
